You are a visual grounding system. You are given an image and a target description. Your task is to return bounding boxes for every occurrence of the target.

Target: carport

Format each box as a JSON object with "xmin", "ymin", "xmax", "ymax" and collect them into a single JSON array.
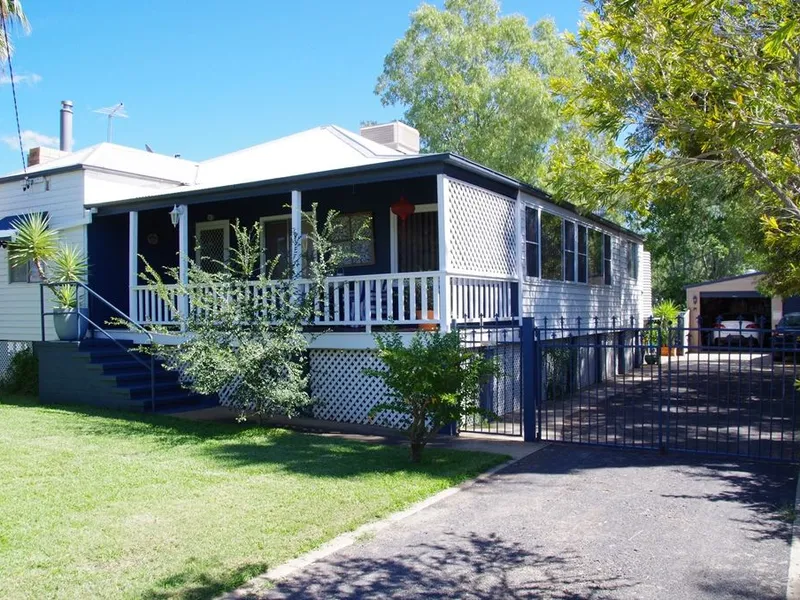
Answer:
[{"xmin": 685, "ymin": 272, "xmax": 783, "ymax": 346}]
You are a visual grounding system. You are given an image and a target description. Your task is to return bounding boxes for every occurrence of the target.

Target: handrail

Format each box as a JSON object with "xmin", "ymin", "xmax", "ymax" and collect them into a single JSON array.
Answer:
[{"xmin": 39, "ymin": 281, "xmax": 156, "ymax": 411}]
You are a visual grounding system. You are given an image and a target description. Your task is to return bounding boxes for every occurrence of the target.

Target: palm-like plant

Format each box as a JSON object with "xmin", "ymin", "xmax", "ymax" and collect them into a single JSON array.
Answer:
[
  {"xmin": 0, "ymin": 0, "xmax": 30, "ymax": 62},
  {"xmin": 7, "ymin": 213, "xmax": 88, "ymax": 309}
]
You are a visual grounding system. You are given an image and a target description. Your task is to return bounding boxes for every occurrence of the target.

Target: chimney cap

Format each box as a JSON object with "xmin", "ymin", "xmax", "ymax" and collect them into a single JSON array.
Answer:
[{"xmin": 61, "ymin": 100, "xmax": 73, "ymax": 109}]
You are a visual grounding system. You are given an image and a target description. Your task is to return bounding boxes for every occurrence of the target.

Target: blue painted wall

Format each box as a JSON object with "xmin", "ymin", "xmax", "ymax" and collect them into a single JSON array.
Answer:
[{"xmin": 87, "ymin": 213, "xmax": 129, "ymax": 327}]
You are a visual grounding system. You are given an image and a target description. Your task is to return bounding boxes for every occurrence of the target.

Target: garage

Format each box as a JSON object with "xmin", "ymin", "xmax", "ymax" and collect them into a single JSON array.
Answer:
[{"xmin": 685, "ymin": 272, "xmax": 784, "ymax": 347}]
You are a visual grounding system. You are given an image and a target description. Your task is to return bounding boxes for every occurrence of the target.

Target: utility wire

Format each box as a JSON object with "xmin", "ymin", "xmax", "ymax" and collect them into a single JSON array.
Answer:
[{"xmin": 1, "ymin": 12, "xmax": 26, "ymax": 174}]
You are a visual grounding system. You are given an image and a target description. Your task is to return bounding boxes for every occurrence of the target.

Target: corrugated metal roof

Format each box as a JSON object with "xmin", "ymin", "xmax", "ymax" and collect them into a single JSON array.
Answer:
[{"xmin": 1, "ymin": 143, "xmax": 200, "ymax": 183}]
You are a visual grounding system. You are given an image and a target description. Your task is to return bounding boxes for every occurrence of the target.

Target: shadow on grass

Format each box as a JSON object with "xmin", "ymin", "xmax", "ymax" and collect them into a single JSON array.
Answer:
[
  {"xmin": 141, "ymin": 561, "xmax": 268, "ymax": 600},
  {"xmin": 255, "ymin": 531, "xmax": 637, "ymax": 600},
  {"xmin": 0, "ymin": 395, "xmax": 504, "ymax": 478}
]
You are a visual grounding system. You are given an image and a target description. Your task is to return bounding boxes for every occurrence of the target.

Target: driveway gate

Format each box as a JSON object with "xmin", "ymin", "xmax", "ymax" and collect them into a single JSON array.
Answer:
[{"xmin": 528, "ymin": 318, "xmax": 800, "ymax": 462}]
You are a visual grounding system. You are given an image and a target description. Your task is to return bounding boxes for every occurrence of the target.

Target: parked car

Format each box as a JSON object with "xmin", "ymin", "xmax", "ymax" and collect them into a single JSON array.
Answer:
[
  {"xmin": 772, "ymin": 313, "xmax": 800, "ymax": 361},
  {"xmin": 710, "ymin": 313, "xmax": 767, "ymax": 347}
]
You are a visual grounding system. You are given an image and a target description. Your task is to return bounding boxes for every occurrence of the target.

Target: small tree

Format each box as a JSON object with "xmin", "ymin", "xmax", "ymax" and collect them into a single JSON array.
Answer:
[
  {"xmin": 141, "ymin": 205, "xmax": 350, "ymax": 421},
  {"xmin": 365, "ymin": 329, "xmax": 499, "ymax": 463}
]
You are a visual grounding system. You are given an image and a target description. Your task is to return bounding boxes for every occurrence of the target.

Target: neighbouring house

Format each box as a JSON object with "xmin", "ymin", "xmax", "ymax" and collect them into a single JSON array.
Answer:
[{"xmin": 0, "ymin": 101, "xmax": 652, "ymax": 426}]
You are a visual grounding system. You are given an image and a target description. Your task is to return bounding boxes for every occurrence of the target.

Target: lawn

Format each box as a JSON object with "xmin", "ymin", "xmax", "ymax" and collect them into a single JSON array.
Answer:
[{"xmin": 0, "ymin": 396, "xmax": 506, "ymax": 600}]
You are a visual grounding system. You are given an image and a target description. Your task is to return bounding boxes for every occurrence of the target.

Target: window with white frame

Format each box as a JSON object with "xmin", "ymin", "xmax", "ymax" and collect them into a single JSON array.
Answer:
[
  {"xmin": 626, "ymin": 240, "xmax": 638, "ymax": 280},
  {"xmin": 588, "ymin": 229, "xmax": 604, "ymax": 285},
  {"xmin": 8, "ymin": 258, "xmax": 41, "ymax": 283},
  {"xmin": 577, "ymin": 225, "xmax": 588, "ymax": 283},
  {"xmin": 331, "ymin": 212, "xmax": 375, "ymax": 267},
  {"xmin": 524, "ymin": 207, "xmax": 539, "ymax": 277},
  {"xmin": 540, "ymin": 212, "xmax": 563, "ymax": 281},
  {"xmin": 563, "ymin": 220, "xmax": 575, "ymax": 282}
]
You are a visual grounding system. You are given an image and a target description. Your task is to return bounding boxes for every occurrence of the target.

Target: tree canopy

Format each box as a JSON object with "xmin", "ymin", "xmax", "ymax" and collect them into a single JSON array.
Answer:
[
  {"xmin": 556, "ymin": 0, "xmax": 799, "ymax": 292},
  {"xmin": 375, "ymin": 0, "xmax": 580, "ymax": 185}
]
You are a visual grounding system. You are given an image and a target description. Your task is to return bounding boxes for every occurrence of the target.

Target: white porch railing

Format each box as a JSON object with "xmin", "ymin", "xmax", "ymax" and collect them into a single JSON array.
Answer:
[{"xmin": 131, "ymin": 271, "xmax": 518, "ymax": 329}]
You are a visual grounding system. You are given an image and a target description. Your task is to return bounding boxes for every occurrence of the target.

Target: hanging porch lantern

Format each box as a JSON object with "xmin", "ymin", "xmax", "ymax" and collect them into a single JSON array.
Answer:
[{"xmin": 390, "ymin": 195, "xmax": 415, "ymax": 221}]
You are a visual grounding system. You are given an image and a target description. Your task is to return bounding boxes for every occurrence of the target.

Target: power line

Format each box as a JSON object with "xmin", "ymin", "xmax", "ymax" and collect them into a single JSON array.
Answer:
[{"xmin": 1, "ymin": 11, "xmax": 25, "ymax": 174}]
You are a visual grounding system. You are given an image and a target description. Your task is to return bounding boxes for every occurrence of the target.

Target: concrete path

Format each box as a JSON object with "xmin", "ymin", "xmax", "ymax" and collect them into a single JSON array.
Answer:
[{"xmin": 256, "ymin": 445, "xmax": 797, "ymax": 600}]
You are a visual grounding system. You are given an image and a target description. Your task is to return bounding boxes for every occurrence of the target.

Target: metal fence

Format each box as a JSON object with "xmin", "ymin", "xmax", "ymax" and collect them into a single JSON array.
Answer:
[
  {"xmin": 459, "ymin": 323, "xmax": 522, "ymax": 436},
  {"xmin": 0, "ymin": 340, "xmax": 33, "ymax": 380},
  {"xmin": 533, "ymin": 319, "xmax": 800, "ymax": 462}
]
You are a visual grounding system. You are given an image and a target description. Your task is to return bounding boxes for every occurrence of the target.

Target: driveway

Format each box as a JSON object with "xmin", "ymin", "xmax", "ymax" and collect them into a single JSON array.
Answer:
[{"xmin": 259, "ymin": 445, "xmax": 797, "ymax": 599}]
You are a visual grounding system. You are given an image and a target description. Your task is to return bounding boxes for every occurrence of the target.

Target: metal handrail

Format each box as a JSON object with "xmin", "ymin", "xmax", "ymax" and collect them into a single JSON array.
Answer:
[{"xmin": 39, "ymin": 281, "xmax": 156, "ymax": 411}]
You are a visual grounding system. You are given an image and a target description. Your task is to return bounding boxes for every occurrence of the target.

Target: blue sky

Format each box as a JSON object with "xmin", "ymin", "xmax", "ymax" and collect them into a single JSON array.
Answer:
[{"xmin": 0, "ymin": 0, "xmax": 584, "ymax": 174}]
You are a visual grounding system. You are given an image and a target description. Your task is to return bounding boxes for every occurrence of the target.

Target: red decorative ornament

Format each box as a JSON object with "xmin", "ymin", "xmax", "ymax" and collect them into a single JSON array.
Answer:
[{"xmin": 391, "ymin": 195, "xmax": 415, "ymax": 221}]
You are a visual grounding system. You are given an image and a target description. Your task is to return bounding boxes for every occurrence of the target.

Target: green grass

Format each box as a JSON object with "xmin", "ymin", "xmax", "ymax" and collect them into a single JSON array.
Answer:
[{"xmin": 0, "ymin": 396, "xmax": 506, "ymax": 600}]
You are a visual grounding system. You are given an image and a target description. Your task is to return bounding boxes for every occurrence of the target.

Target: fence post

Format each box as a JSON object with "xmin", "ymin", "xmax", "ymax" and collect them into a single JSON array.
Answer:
[{"xmin": 522, "ymin": 317, "xmax": 537, "ymax": 442}]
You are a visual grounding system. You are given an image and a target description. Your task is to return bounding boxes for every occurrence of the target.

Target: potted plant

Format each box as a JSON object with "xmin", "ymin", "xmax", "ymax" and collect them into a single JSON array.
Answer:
[
  {"xmin": 652, "ymin": 299, "xmax": 682, "ymax": 357},
  {"xmin": 642, "ymin": 327, "xmax": 659, "ymax": 364},
  {"xmin": 8, "ymin": 213, "xmax": 89, "ymax": 341}
]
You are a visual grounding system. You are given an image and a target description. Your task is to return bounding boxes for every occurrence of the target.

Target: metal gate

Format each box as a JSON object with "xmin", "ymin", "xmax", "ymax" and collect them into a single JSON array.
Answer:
[
  {"xmin": 460, "ymin": 323, "xmax": 522, "ymax": 436},
  {"xmin": 531, "ymin": 318, "xmax": 800, "ymax": 462}
]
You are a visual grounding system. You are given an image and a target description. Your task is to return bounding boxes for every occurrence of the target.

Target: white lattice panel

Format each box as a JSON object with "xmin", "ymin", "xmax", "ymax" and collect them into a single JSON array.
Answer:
[
  {"xmin": 310, "ymin": 349, "xmax": 407, "ymax": 428},
  {"xmin": 0, "ymin": 341, "xmax": 31, "ymax": 378},
  {"xmin": 447, "ymin": 179, "xmax": 516, "ymax": 277}
]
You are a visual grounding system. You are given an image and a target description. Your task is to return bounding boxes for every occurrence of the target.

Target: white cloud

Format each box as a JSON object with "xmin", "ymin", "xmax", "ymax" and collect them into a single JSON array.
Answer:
[
  {"xmin": 2, "ymin": 130, "xmax": 59, "ymax": 151},
  {"xmin": 0, "ymin": 73, "xmax": 42, "ymax": 85}
]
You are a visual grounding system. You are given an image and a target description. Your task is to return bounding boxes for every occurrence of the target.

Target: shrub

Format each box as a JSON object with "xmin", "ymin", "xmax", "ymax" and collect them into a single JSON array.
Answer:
[
  {"xmin": 366, "ymin": 330, "xmax": 499, "ymax": 462},
  {"xmin": 0, "ymin": 348, "xmax": 38, "ymax": 396}
]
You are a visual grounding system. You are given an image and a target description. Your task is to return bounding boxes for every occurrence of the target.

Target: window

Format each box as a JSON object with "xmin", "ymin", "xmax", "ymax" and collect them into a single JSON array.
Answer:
[
  {"xmin": 604, "ymin": 235, "xmax": 612, "ymax": 285},
  {"xmin": 563, "ymin": 220, "xmax": 575, "ymax": 282},
  {"xmin": 626, "ymin": 241, "xmax": 638, "ymax": 279},
  {"xmin": 332, "ymin": 212, "xmax": 374, "ymax": 267},
  {"xmin": 588, "ymin": 229, "xmax": 603, "ymax": 285},
  {"xmin": 540, "ymin": 212, "xmax": 563, "ymax": 281},
  {"xmin": 8, "ymin": 259, "xmax": 41, "ymax": 283},
  {"xmin": 524, "ymin": 207, "xmax": 539, "ymax": 277},
  {"xmin": 577, "ymin": 225, "xmax": 588, "ymax": 283}
]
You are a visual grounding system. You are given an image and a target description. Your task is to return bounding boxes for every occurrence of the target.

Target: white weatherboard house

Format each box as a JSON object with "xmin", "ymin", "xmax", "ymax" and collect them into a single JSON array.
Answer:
[{"xmin": 0, "ymin": 103, "xmax": 652, "ymax": 426}]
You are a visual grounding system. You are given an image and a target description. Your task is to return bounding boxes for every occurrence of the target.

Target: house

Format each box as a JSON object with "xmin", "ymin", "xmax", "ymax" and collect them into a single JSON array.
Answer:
[{"xmin": 0, "ymin": 101, "xmax": 652, "ymax": 425}]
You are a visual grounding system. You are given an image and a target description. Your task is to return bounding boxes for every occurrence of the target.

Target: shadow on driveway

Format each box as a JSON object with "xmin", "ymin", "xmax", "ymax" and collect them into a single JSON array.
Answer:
[{"xmin": 257, "ymin": 445, "xmax": 798, "ymax": 600}]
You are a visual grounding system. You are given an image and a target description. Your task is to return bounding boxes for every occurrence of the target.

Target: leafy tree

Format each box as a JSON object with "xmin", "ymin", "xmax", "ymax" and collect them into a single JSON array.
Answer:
[
  {"xmin": 555, "ymin": 0, "xmax": 800, "ymax": 292},
  {"xmin": 643, "ymin": 171, "xmax": 761, "ymax": 304},
  {"xmin": 141, "ymin": 207, "xmax": 350, "ymax": 422},
  {"xmin": 366, "ymin": 330, "xmax": 498, "ymax": 463},
  {"xmin": 375, "ymin": 0, "xmax": 582, "ymax": 185}
]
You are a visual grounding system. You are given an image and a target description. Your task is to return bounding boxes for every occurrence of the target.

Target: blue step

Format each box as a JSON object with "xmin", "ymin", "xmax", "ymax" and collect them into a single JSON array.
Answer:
[{"xmin": 76, "ymin": 341, "xmax": 218, "ymax": 414}]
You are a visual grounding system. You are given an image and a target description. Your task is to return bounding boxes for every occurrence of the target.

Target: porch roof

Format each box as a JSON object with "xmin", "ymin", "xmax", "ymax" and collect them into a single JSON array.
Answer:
[{"xmin": 89, "ymin": 152, "xmax": 643, "ymax": 242}]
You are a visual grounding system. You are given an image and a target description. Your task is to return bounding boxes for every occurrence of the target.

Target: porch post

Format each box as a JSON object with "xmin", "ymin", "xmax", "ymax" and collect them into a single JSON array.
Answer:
[
  {"xmin": 516, "ymin": 191, "xmax": 524, "ymax": 325},
  {"xmin": 178, "ymin": 204, "xmax": 189, "ymax": 328},
  {"xmin": 128, "ymin": 211, "xmax": 138, "ymax": 320},
  {"xmin": 291, "ymin": 190, "xmax": 302, "ymax": 276},
  {"xmin": 436, "ymin": 174, "xmax": 450, "ymax": 331}
]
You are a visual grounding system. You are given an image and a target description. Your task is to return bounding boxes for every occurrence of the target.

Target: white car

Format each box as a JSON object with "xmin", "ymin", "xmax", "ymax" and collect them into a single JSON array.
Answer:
[{"xmin": 710, "ymin": 313, "xmax": 766, "ymax": 347}]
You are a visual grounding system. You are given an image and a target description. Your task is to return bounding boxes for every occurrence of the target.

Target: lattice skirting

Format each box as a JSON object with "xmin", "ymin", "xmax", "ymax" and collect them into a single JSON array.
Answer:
[
  {"xmin": 309, "ymin": 349, "xmax": 405, "ymax": 428},
  {"xmin": 481, "ymin": 343, "xmax": 521, "ymax": 419},
  {"xmin": 0, "ymin": 341, "xmax": 32, "ymax": 379}
]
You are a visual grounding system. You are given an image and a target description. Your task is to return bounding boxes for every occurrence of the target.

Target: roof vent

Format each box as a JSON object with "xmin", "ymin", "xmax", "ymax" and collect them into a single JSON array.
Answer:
[{"xmin": 359, "ymin": 121, "xmax": 420, "ymax": 155}]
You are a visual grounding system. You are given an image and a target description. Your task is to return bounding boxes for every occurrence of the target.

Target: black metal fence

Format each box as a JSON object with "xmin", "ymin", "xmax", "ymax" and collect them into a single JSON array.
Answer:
[
  {"xmin": 459, "ymin": 323, "xmax": 522, "ymax": 436},
  {"xmin": 532, "ymin": 318, "xmax": 800, "ymax": 462}
]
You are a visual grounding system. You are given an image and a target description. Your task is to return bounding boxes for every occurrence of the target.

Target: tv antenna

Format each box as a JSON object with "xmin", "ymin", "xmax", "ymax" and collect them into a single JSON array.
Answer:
[{"xmin": 93, "ymin": 102, "xmax": 128, "ymax": 142}]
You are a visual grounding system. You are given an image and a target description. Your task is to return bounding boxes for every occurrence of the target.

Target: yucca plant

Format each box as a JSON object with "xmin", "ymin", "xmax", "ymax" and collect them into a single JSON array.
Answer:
[{"xmin": 7, "ymin": 213, "xmax": 88, "ymax": 309}]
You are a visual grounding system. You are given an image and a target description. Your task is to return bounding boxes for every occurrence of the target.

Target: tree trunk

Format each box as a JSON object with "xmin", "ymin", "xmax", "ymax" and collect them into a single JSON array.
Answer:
[{"xmin": 410, "ymin": 440, "xmax": 424, "ymax": 463}]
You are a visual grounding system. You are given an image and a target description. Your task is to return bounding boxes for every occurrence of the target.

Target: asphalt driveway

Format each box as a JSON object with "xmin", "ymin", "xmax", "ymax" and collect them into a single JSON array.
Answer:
[{"xmin": 258, "ymin": 445, "xmax": 798, "ymax": 600}]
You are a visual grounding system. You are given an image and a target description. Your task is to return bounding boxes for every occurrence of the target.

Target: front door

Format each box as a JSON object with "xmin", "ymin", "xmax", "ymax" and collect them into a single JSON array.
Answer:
[{"xmin": 394, "ymin": 206, "xmax": 439, "ymax": 272}]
